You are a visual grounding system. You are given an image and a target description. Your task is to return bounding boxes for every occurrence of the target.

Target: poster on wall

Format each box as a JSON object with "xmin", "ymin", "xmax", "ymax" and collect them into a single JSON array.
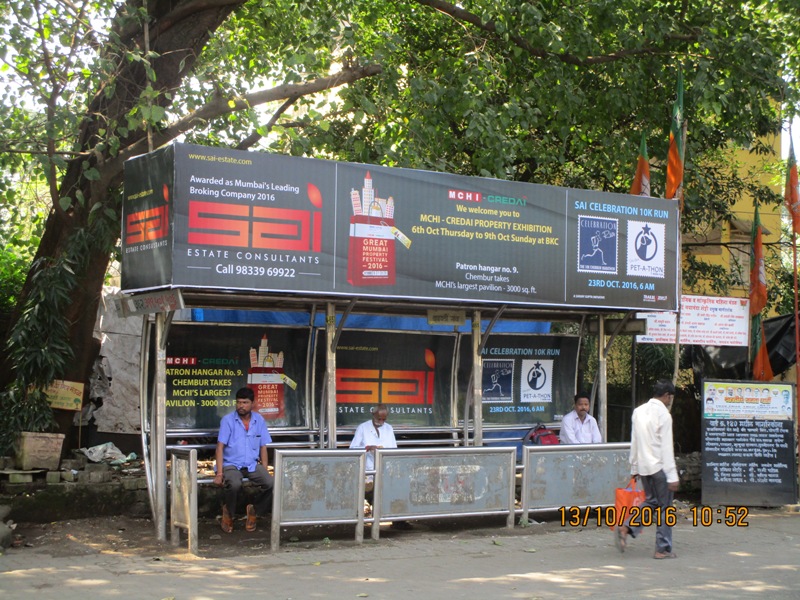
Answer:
[
  {"xmin": 457, "ymin": 335, "xmax": 580, "ymax": 425},
  {"xmin": 122, "ymin": 143, "xmax": 680, "ymax": 312},
  {"xmin": 637, "ymin": 295, "xmax": 750, "ymax": 346},
  {"xmin": 315, "ymin": 330, "xmax": 457, "ymax": 428},
  {"xmin": 701, "ymin": 379, "xmax": 797, "ymax": 506},
  {"xmin": 163, "ymin": 323, "xmax": 309, "ymax": 430}
]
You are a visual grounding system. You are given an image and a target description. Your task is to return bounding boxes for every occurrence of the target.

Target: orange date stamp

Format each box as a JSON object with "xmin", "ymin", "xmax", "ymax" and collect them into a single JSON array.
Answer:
[
  {"xmin": 559, "ymin": 506, "xmax": 676, "ymax": 528},
  {"xmin": 558, "ymin": 505, "xmax": 750, "ymax": 528}
]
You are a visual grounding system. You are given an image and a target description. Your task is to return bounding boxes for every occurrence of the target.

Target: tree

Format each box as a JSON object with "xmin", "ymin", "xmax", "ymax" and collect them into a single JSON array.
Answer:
[
  {"xmin": 0, "ymin": 0, "xmax": 382, "ymax": 451},
  {"xmin": 0, "ymin": 0, "xmax": 798, "ymax": 452}
]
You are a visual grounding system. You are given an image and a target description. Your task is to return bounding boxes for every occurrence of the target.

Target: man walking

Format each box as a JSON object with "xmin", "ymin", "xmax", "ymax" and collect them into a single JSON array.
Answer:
[
  {"xmin": 214, "ymin": 387, "xmax": 274, "ymax": 533},
  {"xmin": 616, "ymin": 379, "xmax": 679, "ymax": 559}
]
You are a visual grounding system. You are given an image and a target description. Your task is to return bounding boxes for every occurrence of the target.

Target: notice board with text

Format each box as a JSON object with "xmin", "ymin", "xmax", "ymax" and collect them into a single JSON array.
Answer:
[{"xmin": 701, "ymin": 379, "xmax": 797, "ymax": 506}]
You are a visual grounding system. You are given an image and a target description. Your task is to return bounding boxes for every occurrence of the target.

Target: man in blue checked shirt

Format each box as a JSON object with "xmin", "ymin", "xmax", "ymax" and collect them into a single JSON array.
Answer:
[{"xmin": 214, "ymin": 387, "xmax": 274, "ymax": 533}]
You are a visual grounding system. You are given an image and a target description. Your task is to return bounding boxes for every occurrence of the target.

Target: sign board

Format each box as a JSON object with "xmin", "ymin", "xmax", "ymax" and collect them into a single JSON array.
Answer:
[
  {"xmin": 586, "ymin": 318, "xmax": 647, "ymax": 335},
  {"xmin": 116, "ymin": 289, "xmax": 184, "ymax": 316},
  {"xmin": 316, "ymin": 329, "xmax": 457, "ymax": 427},
  {"xmin": 701, "ymin": 379, "xmax": 797, "ymax": 506},
  {"xmin": 44, "ymin": 380, "xmax": 85, "ymax": 411},
  {"xmin": 162, "ymin": 323, "xmax": 309, "ymax": 430},
  {"xmin": 427, "ymin": 309, "xmax": 466, "ymax": 326},
  {"xmin": 122, "ymin": 143, "xmax": 680, "ymax": 312},
  {"xmin": 637, "ymin": 295, "xmax": 750, "ymax": 346},
  {"xmin": 458, "ymin": 334, "xmax": 580, "ymax": 425}
]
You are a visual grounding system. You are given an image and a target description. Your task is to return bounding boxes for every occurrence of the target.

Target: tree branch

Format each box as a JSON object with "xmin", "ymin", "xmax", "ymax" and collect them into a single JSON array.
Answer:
[
  {"xmin": 414, "ymin": 0, "xmax": 697, "ymax": 66},
  {"xmin": 235, "ymin": 97, "xmax": 298, "ymax": 151},
  {"xmin": 114, "ymin": 0, "xmax": 245, "ymax": 44},
  {"xmin": 103, "ymin": 64, "xmax": 382, "ymax": 186}
]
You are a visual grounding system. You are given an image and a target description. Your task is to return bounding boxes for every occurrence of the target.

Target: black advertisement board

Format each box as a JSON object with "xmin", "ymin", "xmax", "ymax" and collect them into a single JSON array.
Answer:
[
  {"xmin": 164, "ymin": 323, "xmax": 310, "ymax": 430},
  {"xmin": 123, "ymin": 143, "xmax": 680, "ymax": 312},
  {"xmin": 701, "ymin": 379, "xmax": 797, "ymax": 506},
  {"xmin": 313, "ymin": 329, "xmax": 457, "ymax": 428},
  {"xmin": 457, "ymin": 334, "xmax": 579, "ymax": 425}
]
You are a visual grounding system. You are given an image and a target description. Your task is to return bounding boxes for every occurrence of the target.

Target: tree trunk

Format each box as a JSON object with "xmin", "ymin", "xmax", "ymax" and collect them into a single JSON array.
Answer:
[{"xmin": 0, "ymin": 0, "xmax": 245, "ymax": 397}]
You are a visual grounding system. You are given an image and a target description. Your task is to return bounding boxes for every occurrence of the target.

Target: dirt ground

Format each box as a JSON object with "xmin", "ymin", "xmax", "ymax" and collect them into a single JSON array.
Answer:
[
  {"xmin": 8, "ymin": 495, "xmax": 723, "ymax": 560},
  {"xmin": 10, "ymin": 511, "xmax": 568, "ymax": 559}
]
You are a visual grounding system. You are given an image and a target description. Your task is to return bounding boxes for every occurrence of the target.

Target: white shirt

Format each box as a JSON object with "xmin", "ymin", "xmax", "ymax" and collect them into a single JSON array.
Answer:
[
  {"xmin": 630, "ymin": 398, "xmax": 678, "ymax": 482},
  {"xmin": 349, "ymin": 420, "xmax": 397, "ymax": 471},
  {"xmin": 559, "ymin": 410, "xmax": 602, "ymax": 444}
]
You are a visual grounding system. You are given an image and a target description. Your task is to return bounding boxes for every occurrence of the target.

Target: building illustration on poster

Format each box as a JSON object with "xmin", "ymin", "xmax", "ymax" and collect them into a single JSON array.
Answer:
[
  {"xmin": 246, "ymin": 333, "xmax": 296, "ymax": 419},
  {"xmin": 347, "ymin": 171, "xmax": 411, "ymax": 286}
]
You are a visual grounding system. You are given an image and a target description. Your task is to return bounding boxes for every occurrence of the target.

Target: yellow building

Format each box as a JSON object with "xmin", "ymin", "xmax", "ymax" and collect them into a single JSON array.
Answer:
[{"xmin": 683, "ymin": 132, "xmax": 783, "ymax": 317}]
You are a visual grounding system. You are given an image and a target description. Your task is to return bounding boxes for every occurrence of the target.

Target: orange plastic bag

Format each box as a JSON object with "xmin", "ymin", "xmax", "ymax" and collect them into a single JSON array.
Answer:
[{"xmin": 611, "ymin": 477, "xmax": 645, "ymax": 529}]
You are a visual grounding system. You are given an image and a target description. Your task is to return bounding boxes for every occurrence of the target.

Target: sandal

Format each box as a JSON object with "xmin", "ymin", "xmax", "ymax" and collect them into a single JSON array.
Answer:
[
  {"xmin": 245, "ymin": 504, "xmax": 257, "ymax": 532},
  {"xmin": 221, "ymin": 505, "xmax": 233, "ymax": 533},
  {"xmin": 654, "ymin": 551, "xmax": 677, "ymax": 559}
]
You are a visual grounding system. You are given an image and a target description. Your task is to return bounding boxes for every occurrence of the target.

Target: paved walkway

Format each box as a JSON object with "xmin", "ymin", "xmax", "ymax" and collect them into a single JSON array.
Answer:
[{"xmin": 1, "ymin": 508, "xmax": 799, "ymax": 599}]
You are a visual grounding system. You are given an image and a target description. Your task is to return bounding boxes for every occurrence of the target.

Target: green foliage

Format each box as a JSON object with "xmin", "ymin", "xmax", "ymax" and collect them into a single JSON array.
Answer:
[
  {"xmin": 0, "ymin": 149, "xmax": 47, "ymax": 316},
  {"xmin": 0, "ymin": 199, "xmax": 118, "ymax": 453},
  {"xmin": 0, "ymin": 386, "xmax": 57, "ymax": 456}
]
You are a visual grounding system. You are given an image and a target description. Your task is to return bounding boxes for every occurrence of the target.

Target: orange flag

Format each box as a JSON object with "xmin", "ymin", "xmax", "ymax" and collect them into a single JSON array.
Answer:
[
  {"xmin": 749, "ymin": 205, "xmax": 767, "ymax": 315},
  {"xmin": 666, "ymin": 70, "xmax": 685, "ymax": 203},
  {"xmin": 751, "ymin": 316, "xmax": 773, "ymax": 381},
  {"xmin": 749, "ymin": 205, "xmax": 773, "ymax": 380},
  {"xmin": 630, "ymin": 132, "xmax": 651, "ymax": 196}
]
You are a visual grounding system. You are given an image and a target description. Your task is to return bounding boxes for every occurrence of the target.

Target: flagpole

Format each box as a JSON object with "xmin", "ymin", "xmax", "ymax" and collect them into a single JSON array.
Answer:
[
  {"xmin": 793, "ymin": 231, "xmax": 800, "ymax": 388},
  {"xmin": 785, "ymin": 137, "xmax": 800, "ymax": 431},
  {"xmin": 672, "ymin": 119, "xmax": 688, "ymax": 385},
  {"xmin": 672, "ymin": 230, "xmax": 682, "ymax": 385}
]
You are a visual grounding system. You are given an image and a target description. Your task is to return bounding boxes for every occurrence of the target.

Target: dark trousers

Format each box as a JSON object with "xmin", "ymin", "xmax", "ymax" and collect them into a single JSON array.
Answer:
[
  {"xmin": 627, "ymin": 469, "xmax": 673, "ymax": 553},
  {"xmin": 222, "ymin": 464, "xmax": 274, "ymax": 518}
]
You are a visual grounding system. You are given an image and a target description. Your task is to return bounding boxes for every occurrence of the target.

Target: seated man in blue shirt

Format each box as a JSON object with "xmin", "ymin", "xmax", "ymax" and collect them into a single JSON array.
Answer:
[
  {"xmin": 559, "ymin": 392, "xmax": 602, "ymax": 444},
  {"xmin": 214, "ymin": 387, "xmax": 274, "ymax": 533}
]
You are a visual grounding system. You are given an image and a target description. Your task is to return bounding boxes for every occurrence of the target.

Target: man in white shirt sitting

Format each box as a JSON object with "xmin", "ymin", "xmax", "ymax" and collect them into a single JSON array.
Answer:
[
  {"xmin": 350, "ymin": 404, "xmax": 411, "ymax": 530},
  {"xmin": 350, "ymin": 403, "xmax": 397, "ymax": 471},
  {"xmin": 559, "ymin": 392, "xmax": 602, "ymax": 444}
]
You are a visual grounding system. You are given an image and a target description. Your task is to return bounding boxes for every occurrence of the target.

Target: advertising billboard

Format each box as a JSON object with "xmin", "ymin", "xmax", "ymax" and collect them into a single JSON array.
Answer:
[{"xmin": 123, "ymin": 143, "xmax": 680, "ymax": 312}]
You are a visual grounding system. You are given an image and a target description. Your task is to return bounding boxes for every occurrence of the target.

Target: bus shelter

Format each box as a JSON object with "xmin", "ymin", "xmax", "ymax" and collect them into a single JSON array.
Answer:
[{"xmin": 120, "ymin": 142, "xmax": 680, "ymax": 540}]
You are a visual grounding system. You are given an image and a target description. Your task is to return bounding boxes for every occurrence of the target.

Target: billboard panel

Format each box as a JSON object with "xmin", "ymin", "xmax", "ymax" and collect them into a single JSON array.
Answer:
[
  {"xmin": 164, "ymin": 323, "xmax": 309, "ymax": 430},
  {"xmin": 123, "ymin": 143, "xmax": 680, "ymax": 311},
  {"xmin": 314, "ymin": 330, "xmax": 457, "ymax": 428},
  {"xmin": 458, "ymin": 334, "xmax": 580, "ymax": 425}
]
